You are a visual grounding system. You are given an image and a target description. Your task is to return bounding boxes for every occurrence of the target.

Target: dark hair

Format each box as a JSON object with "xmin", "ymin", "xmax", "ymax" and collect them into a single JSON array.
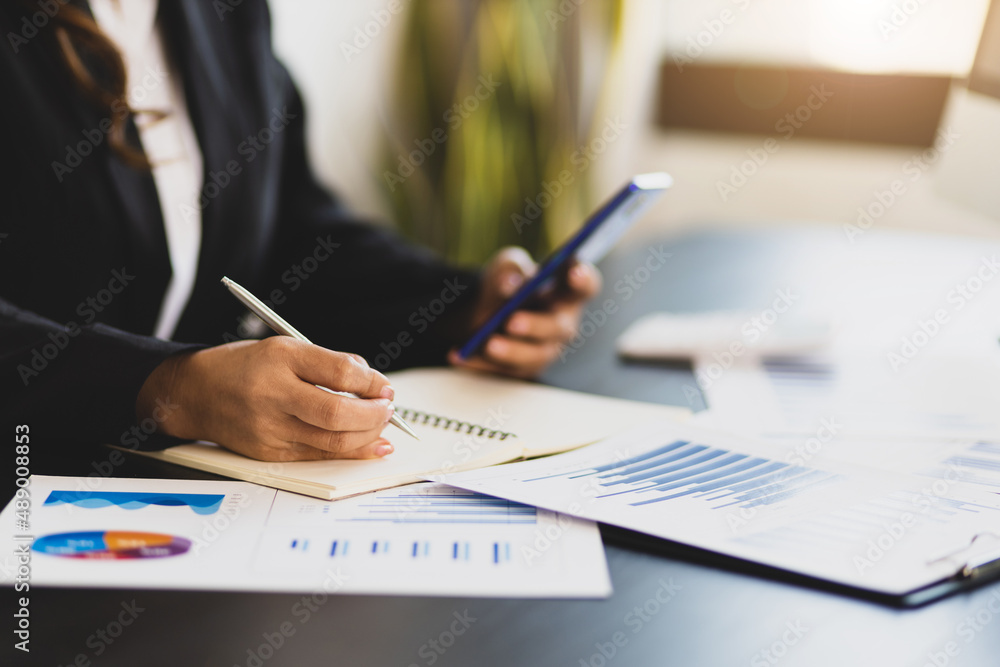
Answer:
[{"xmin": 42, "ymin": 1, "xmax": 151, "ymax": 168}]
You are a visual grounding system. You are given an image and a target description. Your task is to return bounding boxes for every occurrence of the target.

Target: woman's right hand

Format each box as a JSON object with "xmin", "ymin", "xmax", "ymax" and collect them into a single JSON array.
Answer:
[{"xmin": 135, "ymin": 337, "xmax": 397, "ymax": 461}]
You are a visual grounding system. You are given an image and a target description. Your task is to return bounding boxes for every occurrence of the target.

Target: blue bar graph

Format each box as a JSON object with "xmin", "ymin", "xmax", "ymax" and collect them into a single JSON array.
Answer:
[
  {"xmin": 922, "ymin": 442, "xmax": 1000, "ymax": 490},
  {"xmin": 345, "ymin": 489, "xmax": 536, "ymax": 525},
  {"xmin": 526, "ymin": 439, "xmax": 843, "ymax": 510},
  {"xmin": 735, "ymin": 489, "xmax": 995, "ymax": 553}
]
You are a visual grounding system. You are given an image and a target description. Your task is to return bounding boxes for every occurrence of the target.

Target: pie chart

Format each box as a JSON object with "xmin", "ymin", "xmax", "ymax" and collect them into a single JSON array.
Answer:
[{"xmin": 32, "ymin": 531, "xmax": 191, "ymax": 559}]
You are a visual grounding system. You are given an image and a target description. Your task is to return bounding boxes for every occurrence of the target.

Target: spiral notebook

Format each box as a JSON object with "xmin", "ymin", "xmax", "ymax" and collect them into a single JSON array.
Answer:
[{"xmin": 134, "ymin": 368, "xmax": 689, "ymax": 500}]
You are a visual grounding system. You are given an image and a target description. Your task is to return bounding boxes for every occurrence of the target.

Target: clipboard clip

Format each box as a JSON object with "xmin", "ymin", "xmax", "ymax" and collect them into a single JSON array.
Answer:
[{"xmin": 928, "ymin": 532, "xmax": 1000, "ymax": 579}]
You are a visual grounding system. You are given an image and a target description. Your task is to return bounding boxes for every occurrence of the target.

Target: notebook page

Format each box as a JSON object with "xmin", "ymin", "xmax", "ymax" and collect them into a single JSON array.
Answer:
[
  {"xmin": 137, "ymin": 368, "xmax": 689, "ymax": 499},
  {"xmin": 384, "ymin": 367, "xmax": 690, "ymax": 457}
]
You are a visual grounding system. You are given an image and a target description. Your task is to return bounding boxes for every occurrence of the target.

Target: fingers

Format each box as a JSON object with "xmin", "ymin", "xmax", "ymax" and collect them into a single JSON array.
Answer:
[
  {"xmin": 242, "ymin": 434, "xmax": 394, "ymax": 462},
  {"xmin": 506, "ymin": 309, "xmax": 577, "ymax": 342},
  {"xmin": 487, "ymin": 335, "xmax": 561, "ymax": 372},
  {"xmin": 562, "ymin": 261, "xmax": 602, "ymax": 301},
  {"xmin": 284, "ymin": 417, "xmax": 394, "ymax": 459},
  {"xmin": 487, "ymin": 247, "xmax": 536, "ymax": 298},
  {"xmin": 238, "ymin": 397, "xmax": 394, "ymax": 461},
  {"xmin": 449, "ymin": 334, "xmax": 560, "ymax": 378},
  {"xmin": 448, "ymin": 349, "xmax": 541, "ymax": 380},
  {"xmin": 283, "ymin": 383, "xmax": 395, "ymax": 433},
  {"xmin": 283, "ymin": 339, "xmax": 391, "ymax": 399}
]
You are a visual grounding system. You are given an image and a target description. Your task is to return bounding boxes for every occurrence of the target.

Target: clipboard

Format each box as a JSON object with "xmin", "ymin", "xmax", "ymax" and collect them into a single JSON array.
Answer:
[{"xmin": 602, "ymin": 525, "xmax": 1000, "ymax": 608}]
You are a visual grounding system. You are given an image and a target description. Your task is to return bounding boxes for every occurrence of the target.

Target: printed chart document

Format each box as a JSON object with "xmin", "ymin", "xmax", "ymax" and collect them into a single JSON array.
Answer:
[
  {"xmin": 694, "ymin": 353, "xmax": 1000, "ymax": 498},
  {"xmin": 695, "ymin": 352, "xmax": 1000, "ymax": 441},
  {"xmin": 133, "ymin": 367, "xmax": 689, "ymax": 499},
  {"xmin": 441, "ymin": 421, "xmax": 1000, "ymax": 599},
  {"xmin": 0, "ymin": 476, "xmax": 610, "ymax": 598}
]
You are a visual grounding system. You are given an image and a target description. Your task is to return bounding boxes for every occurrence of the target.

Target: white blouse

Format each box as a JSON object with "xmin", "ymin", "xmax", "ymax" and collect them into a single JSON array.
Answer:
[{"xmin": 90, "ymin": 0, "xmax": 204, "ymax": 340}]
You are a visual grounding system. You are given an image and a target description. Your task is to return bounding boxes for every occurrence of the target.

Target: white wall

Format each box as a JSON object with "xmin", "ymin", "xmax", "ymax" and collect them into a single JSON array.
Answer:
[
  {"xmin": 269, "ymin": 0, "xmax": 1000, "ymax": 248},
  {"xmin": 659, "ymin": 0, "xmax": 990, "ymax": 75},
  {"xmin": 269, "ymin": 0, "xmax": 405, "ymax": 222}
]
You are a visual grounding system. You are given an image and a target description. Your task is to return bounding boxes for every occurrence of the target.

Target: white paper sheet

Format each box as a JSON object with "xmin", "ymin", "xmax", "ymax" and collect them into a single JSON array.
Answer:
[
  {"xmin": 441, "ymin": 421, "xmax": 1000, "ymax": 596},
  {"xmin": 0, "ymin": 476, "xmax": 610, "ymax": 598},
  {"xmin": 695, "ymin": 353, "xmax": 1000, "ymax": 441}
]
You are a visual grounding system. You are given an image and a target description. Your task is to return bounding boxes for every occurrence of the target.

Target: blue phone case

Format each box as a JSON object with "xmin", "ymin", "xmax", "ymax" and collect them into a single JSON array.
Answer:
[{"xmin": 457, "ymin": 173, "xmax": 672, "ymax": 360}]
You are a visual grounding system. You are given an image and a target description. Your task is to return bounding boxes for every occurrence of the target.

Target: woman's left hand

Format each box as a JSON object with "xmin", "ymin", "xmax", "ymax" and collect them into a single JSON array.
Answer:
[{"xmin": 448, "ymin": 246, "xmax": 602, "ymax": 378}]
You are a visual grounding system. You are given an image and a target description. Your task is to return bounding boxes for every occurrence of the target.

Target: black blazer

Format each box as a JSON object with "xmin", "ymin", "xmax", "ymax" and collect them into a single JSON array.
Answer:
[{"xmin": 0, "ymin": 0, "xmax": 479, "ymax": 453}]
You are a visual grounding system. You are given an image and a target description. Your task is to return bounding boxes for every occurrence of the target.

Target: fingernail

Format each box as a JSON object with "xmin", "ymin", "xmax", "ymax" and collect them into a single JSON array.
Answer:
[
  {"xmin": 487, "ymin": 338, "xmax": 507, "ymax": 356},
  {"xmin": 375, "ymin": 441, "xmax": 394, "ymax": 457},
  {"xmin": 508, "ymin": 315, "xmax": 528, "ymax": 335},
  {"xmin": 502, "ymin": 273, "xmax": 523, "ymax": 297},
  {"xmin": 380, "ymin": 385, "xmax": 395, "ymax": 400},
  {"xmin": 571, "ymin": 264, "xmax": 587, "ymax": 283},
  {"xmin": 387, "ymin": 403, "xmax": 395, "ymax": 420}
]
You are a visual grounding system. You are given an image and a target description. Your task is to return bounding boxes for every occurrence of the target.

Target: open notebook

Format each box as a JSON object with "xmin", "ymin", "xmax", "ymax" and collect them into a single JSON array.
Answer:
[{"xmin": 131, "ymin": 368, "xmax": 689, "ymax": 499}]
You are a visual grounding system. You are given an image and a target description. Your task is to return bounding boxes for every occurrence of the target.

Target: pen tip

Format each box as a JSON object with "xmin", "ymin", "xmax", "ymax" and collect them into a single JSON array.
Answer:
[{"xmin": 220, "ymin": 276, "xmax": 231, "ymax": 286}]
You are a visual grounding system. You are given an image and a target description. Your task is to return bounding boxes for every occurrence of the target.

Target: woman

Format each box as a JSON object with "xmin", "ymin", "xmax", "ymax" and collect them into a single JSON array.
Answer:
[{"xmin": 0, "ymin": 0, "xmax": 599, "ymax": 462}]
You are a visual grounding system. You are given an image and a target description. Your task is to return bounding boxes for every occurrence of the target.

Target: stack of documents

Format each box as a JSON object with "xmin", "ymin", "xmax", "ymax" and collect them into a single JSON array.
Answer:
[
  {"xmin": 0, "ymin": 369, "xmax": 687, "ymax": 599},
  {"xmin": 440, "ymin": 421, "xmax": 1000, "ymax": 599},
  {"xmin": 0, "ymin": 476, "xmax": 610, "ymax": 598}
]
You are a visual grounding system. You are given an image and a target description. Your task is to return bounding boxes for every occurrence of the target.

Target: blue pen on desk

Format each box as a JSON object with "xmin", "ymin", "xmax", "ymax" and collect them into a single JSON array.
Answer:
[{"xmin": 220, "ymin": 276, "xmax": 419, "ymax": 440}]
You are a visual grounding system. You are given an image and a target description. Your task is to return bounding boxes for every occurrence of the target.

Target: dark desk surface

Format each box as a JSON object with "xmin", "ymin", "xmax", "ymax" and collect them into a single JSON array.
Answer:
[{"xmin": 10, "ymin": 227, "xmax": 1000, "ymax": 666}]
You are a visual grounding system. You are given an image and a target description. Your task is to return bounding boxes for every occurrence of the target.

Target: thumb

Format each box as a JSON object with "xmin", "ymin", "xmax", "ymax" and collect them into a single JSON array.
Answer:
[{"xmin": 488, "ymin": 247, "xmax": 535, "ymax": 298}]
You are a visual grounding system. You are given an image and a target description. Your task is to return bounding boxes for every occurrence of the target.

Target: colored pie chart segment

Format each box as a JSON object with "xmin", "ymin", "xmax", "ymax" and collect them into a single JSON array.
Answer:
[{"xmin": 33, "ymin": 531, "xmax": 191, "ymax": 559}]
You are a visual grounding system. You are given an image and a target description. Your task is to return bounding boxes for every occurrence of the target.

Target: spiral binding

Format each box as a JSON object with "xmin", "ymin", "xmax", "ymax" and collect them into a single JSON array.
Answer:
[{"xmin": 396, "ymin": 408, "xmax": 515, "ymax": 440}]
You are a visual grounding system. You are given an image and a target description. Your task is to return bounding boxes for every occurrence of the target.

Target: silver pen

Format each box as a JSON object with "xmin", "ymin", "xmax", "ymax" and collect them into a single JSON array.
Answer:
[{"xmin": 221, "ymin": 276, "xmax": 419, "ymax": 440}]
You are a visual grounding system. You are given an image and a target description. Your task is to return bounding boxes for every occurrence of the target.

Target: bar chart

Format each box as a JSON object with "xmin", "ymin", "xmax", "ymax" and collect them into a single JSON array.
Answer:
[
  {"xmin": 527, "ymin": 439, "xmax": 842, "ymax": 511},
  {"xmin": 443, "ymin": 421, "xmax": 1000, "ymax": 594},
  {"xmin": 276, "ymin": 484, "xmax": 537, "ymax": 526},
  {"xmin": 246, "ymin": 483, "xmax": 610, "ymax": 596}
]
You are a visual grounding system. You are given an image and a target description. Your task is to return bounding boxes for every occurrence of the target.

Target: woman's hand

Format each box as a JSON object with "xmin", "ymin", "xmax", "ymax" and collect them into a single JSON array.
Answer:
[
  {"xmin": 136, "ymin": 337, "xmax": 396, "ymax": 461},
  {"xmin": 449, "ymin": 246, "xmax": 602, "ymax": 378}
]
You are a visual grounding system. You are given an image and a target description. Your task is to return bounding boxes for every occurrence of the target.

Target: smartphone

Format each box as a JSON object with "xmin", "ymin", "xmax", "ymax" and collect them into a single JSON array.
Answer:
[{"xmin": 457, "ymin": 172, "xmax": 672, "ymax": 359}]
